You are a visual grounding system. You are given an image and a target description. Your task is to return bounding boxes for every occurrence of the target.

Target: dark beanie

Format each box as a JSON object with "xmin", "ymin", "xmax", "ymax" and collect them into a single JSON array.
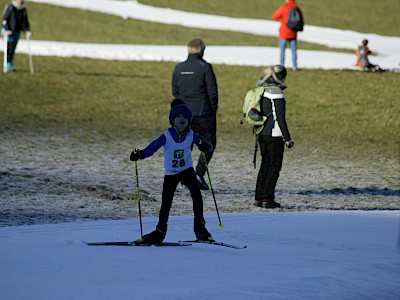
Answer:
[{"xmin": 169, "ymin": 98, "xmax": 192, "ymax": 125}]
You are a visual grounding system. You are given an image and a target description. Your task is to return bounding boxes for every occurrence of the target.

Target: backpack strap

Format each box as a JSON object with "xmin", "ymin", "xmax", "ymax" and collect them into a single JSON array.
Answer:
[
  {"xmin": 253, "ymin": 87, "xmax": 273, "ymax": 135},
  {"xmin": 253, "ymin": 133, "xmax": 259, "ymax": 169}
]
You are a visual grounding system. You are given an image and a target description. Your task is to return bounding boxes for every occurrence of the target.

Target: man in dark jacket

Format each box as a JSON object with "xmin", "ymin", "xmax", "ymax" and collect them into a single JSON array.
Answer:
[
  {"xmin": 172, "ymin": 39, "xmax": 218, "ymax": 190},
  {"xmin": 2, "ymin": 0, "xmax": 31, "ymax": 72}
]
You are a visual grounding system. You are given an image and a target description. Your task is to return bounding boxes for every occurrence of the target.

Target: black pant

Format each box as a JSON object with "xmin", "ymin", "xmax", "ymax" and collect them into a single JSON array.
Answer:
[
  {"xmin": 158, "ymin": 167, "xmax": 204, "ymax": 230},
  {"xmin": 255, "ymin": 136, "xmax": 285, "ymax": 201},
  {"xmin": 7, "ymin": 31, "xmax": 20, "ymax": 63},
  {"xmin": 191, "ymin": 114, "xmax": 217, "ymax": 177}
]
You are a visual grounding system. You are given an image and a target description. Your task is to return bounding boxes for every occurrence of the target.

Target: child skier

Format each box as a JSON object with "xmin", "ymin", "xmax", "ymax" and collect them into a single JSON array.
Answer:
[{"xmin": 130, "ymin": 98, "xmax": 214, "ymax": 244}]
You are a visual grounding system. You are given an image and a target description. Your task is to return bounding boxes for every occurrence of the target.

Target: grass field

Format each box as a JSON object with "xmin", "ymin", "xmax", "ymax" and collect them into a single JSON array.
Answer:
[
  {"xmin": 1, "ymin": 0, "xmax": 399, "ymax": 160},
  {"xmin": 141, "ymin": 0, "xmax": 400, "ymax": 37}
]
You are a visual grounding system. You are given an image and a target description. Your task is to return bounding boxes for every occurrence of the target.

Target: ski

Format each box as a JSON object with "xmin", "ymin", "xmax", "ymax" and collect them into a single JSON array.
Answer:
[
  {"xmin": 83, "ymin": 240, "xmax": 246, "ymax": 249},
  {"xmin": 180, "ymin": 240, "xmax": 247, "ymax": 249},
  {"xmin": 83, "ymin": 241, "xmax": 192, "ymax": 247}
]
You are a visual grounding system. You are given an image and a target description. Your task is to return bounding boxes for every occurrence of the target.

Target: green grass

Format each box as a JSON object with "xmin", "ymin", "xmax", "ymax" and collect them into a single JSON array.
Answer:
[
  {"xmin": 1, "ymin": 56, "xmax": 399, "ymax": 160},
  {"xmin": 0, "ymin": 1, "xmax": 362, "ymax": 52},
  {"xmin": 140, "ymin": 0, "xmax": 400, "ymax": 37},
  {"xmin": 0, "ymin": 0, "xmax": 399, "ymax": 162}
]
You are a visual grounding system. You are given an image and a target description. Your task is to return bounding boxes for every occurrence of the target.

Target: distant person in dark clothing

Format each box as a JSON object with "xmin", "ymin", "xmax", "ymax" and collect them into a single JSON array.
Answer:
[
  {"xmin": 2, "ymin": 0, "xmax": 31, "ymax": 72},
  {"xmin": 172, "ymin": 38, "xmax": 219, "ymax": 190}
]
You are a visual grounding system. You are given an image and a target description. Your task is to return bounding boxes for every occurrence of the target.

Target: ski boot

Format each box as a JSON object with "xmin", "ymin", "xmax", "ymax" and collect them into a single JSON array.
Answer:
[
  {"xmin": 135, "ymin": 225, "xmax": 167, "ymax": 245},
  {"xmin": 194, "ymin": 218, "xmax": 214, "ymax": 242},
  {"xmin": 254, "ymin": 199, "xmax": 281, "ymax": 208}
]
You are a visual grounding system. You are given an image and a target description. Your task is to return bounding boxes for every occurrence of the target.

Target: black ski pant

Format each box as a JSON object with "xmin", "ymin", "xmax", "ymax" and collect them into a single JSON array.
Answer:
[
  {"xmin": 255, "ymin": 136, "xmax": 285, "ymax": 201},
  {"xmin": 158, "ymin": 167, "xmax": 204, "ymax": 231},
  {"xmin": 7, "ymin": 31, "xmax": 20, "ymax": 63},
  {"xmin": 191, "ymin": 114, "xmax": 217, "ymax": 177}
]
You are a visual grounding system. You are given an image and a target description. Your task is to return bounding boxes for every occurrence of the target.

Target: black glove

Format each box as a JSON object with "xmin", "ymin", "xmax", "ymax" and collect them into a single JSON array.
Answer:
[
  {"xmin": 130, "ymin": 149, "xmax": 144, "ymax": 161},
  {"xmin": 285, "ymin": 141, "xmax": 294, "ymax": 149},
  {"xmin": 198, "ymin": 140, "xmax": 211, "ymax": 152}
]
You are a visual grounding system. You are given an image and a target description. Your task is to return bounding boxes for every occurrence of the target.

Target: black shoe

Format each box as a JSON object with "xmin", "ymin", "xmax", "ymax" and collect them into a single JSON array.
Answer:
[
  {"xmin": 196, "ymin": 230, "xmax": 214, "ymax": 242},
  {"xmin": 260, "ymin": 199, "xmax": 281, "ymax": 209},
  {"xmin": 194, "ymin": 218, "xmax": 214, "ymax": 241},
  {"xmin": 254, "ymin": 200, "xmax": 262, "ymax": 207},
  {"xmin": 272, "ymin": 200, "xmax": 281, "ymax": 208},
  {"xmin": 196, "ymin": 175, "xmax": 209, "ymax": 190},
  {"xmin": 137, "ymin": 226, "xmax": 166, "ymax": 244}
]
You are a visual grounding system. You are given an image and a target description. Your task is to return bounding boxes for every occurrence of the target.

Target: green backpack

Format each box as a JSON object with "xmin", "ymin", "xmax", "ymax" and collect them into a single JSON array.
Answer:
[
  {"xmin": 242, "ymin": 86, "xmax": 268, "ymax": 126},
  {"xmin": 241, "ymin": 86, "xmax": 273, "ymax": 168}
]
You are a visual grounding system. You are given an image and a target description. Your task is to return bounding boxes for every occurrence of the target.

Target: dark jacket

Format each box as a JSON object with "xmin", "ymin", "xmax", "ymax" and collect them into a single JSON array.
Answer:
[
  {"xmin": 259, "ymin": 84, "xmax": 291, "ymax": 141},
  {"xmin": 3, "ymin": 3, "xmax": 30, "ymax": 32},
  {"xmin": 172, "ymin": 54, "xmax": 218, "ymax": 117}
]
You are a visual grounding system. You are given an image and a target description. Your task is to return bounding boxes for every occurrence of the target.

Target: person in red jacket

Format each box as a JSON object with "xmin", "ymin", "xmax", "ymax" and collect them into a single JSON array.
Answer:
[{"xmin": 272, "ymin": 0, "xmax": 303, "ymax": 71}]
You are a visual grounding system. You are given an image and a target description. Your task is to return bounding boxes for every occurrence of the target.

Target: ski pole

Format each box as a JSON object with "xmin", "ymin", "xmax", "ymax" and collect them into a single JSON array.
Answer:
[
  {"xmin": 2, "ymin": 21, "xmax": 7, "ymax": 73},
  {"xmin": 26, "ymin": 35, "xmax": 34, "ymax": 74},
  {"xmin": 135, "ymin": 161, "xmax": 143, "ymax": 238},
  {"xmin": 202, "ymin": 152, "xmax": 224, "ymax": 228}
]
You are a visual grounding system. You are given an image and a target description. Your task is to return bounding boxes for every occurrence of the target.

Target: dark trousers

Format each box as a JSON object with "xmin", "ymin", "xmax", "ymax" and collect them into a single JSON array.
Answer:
[
  {"xmin": 158, "ymin": 167, "xmax": 204, "ymax": 230},
  {"xmin": 255, "ymin": 136, "xmax": 285, "ymax": 201},
  {"xmin": 7, "ymin": 31, "xmax": 20, "ymax": 63},
  {"xmin": 191, "ymin": 114, "xmax": 217, "ymax": 177}
]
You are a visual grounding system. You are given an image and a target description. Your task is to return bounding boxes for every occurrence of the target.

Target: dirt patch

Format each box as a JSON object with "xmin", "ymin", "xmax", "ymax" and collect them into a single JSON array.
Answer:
[{"xmin": 1, "ymin": 128, "xmax": 399, "ymax": 227}]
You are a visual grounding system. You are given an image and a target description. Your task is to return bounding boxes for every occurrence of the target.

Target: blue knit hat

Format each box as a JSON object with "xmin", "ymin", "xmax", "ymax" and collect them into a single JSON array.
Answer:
[{"xmin": 169, "ymin": 99, "xmax": 192, "ymax": 125}]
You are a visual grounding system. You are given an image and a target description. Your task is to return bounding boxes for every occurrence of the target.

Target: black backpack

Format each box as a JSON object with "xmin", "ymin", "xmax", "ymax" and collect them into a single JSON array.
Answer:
[{"xmin": 287, "ymin": 7, "xmax": 304, "ymax": 32}]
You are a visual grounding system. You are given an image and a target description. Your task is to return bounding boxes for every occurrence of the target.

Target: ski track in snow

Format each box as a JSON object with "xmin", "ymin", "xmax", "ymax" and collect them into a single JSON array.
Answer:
[{"xmin": 1, "ymin": 211, "xmax": 399, "ymax": 300}]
